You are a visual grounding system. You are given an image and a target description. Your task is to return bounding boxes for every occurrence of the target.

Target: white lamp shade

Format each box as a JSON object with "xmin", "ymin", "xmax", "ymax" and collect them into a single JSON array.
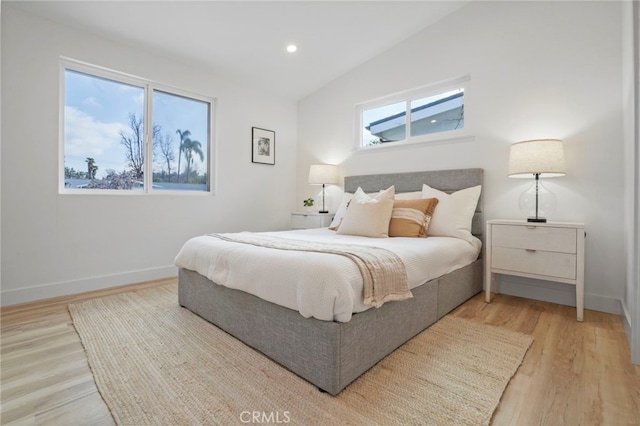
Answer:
[
  {"xmin": 308, "ymin": 164, "xmax": 338, "ymax": 185},
  {"xmin": 508, "ymin": 139, "xmax": 566, "ymax": 178}
]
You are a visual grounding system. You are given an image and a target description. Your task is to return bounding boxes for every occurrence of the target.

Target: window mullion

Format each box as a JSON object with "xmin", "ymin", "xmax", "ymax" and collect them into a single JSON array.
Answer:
[
  {"xmin": 405, "ymin": 101, "xmax": 412, "ymax": 141},
  {"xmin": 144, "ymin": 85, "xmax": 154, "ymax": 192}
]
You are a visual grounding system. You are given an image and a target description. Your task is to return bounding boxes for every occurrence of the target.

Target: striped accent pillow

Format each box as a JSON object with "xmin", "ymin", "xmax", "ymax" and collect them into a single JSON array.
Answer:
[{"xmin": 388, "ymin": 198, "xmax": 439, "ymax": 237}]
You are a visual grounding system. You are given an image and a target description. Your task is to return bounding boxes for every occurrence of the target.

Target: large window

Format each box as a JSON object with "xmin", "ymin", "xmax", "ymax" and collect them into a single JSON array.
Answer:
[
  {"xmin": 61, "ymin": 59, "xmax": 213, "ymax": 193},
  {"xmin": 358, "ymin": 76, "xmax": 468, "ymax": 148}
]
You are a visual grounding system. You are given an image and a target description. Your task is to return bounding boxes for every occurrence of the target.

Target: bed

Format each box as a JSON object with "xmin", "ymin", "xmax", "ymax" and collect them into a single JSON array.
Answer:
[{"xmin": 177, "ymin": 168, "xmax": 484, "ymax": 395}]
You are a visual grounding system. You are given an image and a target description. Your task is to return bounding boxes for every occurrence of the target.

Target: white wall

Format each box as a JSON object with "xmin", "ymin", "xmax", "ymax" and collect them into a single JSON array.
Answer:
[
  {"xmin": 1, "ymin": 6, "xmax": 298, "ymax": 305},
  {"xmin": 298, "ymin": 1, "xmax": 625, "ymax": 314},
  {"xmin": 621, "ymin": 0, "xmax": 639, "ymax": 364}
]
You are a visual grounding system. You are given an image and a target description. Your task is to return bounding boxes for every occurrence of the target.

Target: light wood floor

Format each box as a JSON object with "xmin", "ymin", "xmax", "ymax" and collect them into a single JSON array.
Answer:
[{"xmin": 1, "ymin": 278, "xmax": 639, "ymax": 425}]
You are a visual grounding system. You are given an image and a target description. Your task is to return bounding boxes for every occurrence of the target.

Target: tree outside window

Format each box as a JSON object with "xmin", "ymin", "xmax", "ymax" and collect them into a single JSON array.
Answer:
[{"xmin": 62, "ymin": 62, "xmax": 212, "ymax": 193}]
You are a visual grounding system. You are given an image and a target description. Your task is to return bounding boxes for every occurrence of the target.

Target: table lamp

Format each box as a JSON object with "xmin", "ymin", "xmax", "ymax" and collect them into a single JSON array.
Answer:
[
  {"xmin": 508, "ymin": 139, "xmax": 566, "ymax": 223},
  {"xmin": 308, "ymin": 164, "xmax": 338, "ymax": 214}
]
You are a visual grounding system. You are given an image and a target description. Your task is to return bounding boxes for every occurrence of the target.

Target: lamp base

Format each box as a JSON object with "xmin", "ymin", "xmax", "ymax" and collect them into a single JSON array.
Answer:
[
  {"xmin": 519, "ymin": 177, "xmax": 556, "ymax": 224},
  {"xmin": 318, "ymin": 210, "xmax": 329, "ymax": 214},
  {"xmin": 527, "ymin": 217, "xmax": 547, "ymax": 223}
]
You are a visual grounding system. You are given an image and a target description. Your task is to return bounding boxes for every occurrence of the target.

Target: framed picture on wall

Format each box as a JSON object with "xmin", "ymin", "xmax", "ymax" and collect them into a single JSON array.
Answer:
[{"xmin": 251, "ymin": 127, "xmax": 275, "ymax": 165}]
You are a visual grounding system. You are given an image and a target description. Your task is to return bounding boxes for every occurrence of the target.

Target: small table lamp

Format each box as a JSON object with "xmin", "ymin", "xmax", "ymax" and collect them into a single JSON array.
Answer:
[
  {"xmin": 308, "ymin": 164, "xmax": 338, "ymax": 213},
  {"xmin": 508, "ymin": 139, "xmax": 566, "ymax": 223}
]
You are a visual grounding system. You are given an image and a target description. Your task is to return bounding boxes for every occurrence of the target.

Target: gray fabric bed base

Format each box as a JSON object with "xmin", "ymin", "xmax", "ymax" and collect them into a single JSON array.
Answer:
[
  {"xmin": 178, "ymin": 259, "xmax": 482, "ymax": 396},
  {"xmin": 178, "ymin": 168, "xmax": 484, "ymax": 395}
]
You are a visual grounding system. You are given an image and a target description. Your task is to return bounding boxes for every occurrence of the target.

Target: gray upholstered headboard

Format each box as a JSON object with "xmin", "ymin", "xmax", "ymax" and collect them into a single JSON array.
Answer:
[{"xmin": 344, "ymin": 168, "xmax": 484, "ymax": 239}]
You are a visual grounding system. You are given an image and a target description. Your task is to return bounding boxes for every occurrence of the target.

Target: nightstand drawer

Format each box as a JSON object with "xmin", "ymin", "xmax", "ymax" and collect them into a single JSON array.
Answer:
[
  {"xmin": 492, "ymin": 224, "xmax": 577, "ymax": 253},
  {"xmin": 492, "ymin": 246, "xmax": 577, "ymax": 280},
  {"xmin": 291, "ymin": 212, "xmax": 334, "ymax": 229},
  {"xmin": 291, "ymin": 214, "xmax": 322, "ymax": 229}
]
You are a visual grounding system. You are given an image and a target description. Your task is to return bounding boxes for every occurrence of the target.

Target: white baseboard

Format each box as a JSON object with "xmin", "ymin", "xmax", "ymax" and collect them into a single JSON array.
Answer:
[
  {"xmin": 495, "ymin": 276, "xmax": 622, "ymax": 316},
  {"xmin": 1, "ymin": 265, "xmax": 178, "ymax": 307},
  {"xmin": 621, "ymin": 301, "xmax": 633, "ymax": 347}
]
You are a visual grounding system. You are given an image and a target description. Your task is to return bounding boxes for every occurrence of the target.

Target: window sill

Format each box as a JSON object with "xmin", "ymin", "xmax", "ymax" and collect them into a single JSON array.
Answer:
[
  {"xmin": 356, "ymin": 133, "xmax": 475, "ymax": 153},
  {"xmin": 59, "ymin": 188, "xmax": 214, "ymax": 196}
]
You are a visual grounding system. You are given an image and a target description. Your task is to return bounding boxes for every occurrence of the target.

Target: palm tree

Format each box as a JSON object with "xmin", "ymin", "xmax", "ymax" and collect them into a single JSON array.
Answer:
[
  {"xmin": 175, "ymin": 129, "xmax": 191, "ymax": 183},
  {"xmin": 181, "ymin": 139, "xmax": 204, "ymax": 183},
  {"xmin": 85, "ymin": 157, "xmax": 98, "ymax": 180}
]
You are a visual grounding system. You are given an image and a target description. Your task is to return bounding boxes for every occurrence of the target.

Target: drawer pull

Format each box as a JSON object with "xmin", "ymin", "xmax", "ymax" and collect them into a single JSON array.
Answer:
[
  {"xmin": 526, "ymin": 225, "xmax": 537, "ymax": 230},
  {"xmin": 525, "ymin": 248, "xmax": 537, "ymax": 253}
]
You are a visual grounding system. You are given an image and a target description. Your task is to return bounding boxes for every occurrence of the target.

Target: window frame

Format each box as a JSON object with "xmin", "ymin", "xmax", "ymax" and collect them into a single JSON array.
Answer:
[
  {"xmin": 355, "ymin": 75, "xmax": 471, "ymax": 150},
  {"xmin": 59, "ymin": 57, "xmax": 216, "ymax": 195}
]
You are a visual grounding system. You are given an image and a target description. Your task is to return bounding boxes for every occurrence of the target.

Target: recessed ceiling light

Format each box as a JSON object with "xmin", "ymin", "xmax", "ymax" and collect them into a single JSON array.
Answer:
[{"xmin": 286, "ymin": 44, "xmax": 297, "ymax": 53}]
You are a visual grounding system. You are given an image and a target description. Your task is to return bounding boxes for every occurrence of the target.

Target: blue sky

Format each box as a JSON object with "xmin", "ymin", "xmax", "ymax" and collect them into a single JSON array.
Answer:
[{"xmin": 64, "ymin": 69, "xmax": 209, "ymax": 178}]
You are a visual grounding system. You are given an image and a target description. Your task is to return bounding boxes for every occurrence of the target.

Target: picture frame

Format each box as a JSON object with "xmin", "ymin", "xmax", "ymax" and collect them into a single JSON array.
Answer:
[{"xmin": 251, "ymin": 127, "xmax": 275, "ymax": 165}]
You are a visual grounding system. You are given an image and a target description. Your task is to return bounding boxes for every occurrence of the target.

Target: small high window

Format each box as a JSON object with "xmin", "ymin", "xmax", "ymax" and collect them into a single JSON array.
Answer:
[
  {"xmin": 61, "ymin": 59, "xmax": 214, "ymax": 193},
  {"xmin": 358, "ymin": 76, "xmax": 468, "ymax": 148}
]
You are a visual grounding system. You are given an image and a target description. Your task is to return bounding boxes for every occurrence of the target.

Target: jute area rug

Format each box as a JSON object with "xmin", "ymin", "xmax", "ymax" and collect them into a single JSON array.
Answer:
[{"xmin": 69, "ymin": 284, "xmax": 533, "ymax": 426}]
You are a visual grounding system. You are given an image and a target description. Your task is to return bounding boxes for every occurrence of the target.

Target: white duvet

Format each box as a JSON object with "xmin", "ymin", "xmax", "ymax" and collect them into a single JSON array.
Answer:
[{"xmin": 174, "ymin": 228, "xmax": 481, "ymax": 322}]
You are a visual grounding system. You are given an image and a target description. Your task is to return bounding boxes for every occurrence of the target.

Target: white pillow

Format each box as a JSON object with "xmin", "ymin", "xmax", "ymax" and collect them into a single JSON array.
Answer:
[
  {"xmin": 394, "ymin": 191, "xmax": 423, "ymax": 200},
  {"xmin": 329, "ymin": 192, "xmax": 353, "ymax": 230},
  {"xmin": 329, "ymin": 187, "xmax": 397, "ymax": 230},
  {"xmin": 337, "ymin": 186, "xmax": 395, "ymax": 238},
  {"xmin": 421, "ymin": 184, "xmax": 481, "ymax": 242}
]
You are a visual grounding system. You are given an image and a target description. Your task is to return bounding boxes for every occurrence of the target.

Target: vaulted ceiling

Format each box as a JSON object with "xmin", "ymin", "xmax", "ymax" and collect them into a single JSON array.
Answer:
[{"xmin": 7, "ymin": 1, "xmax": 469, "ymax": 100}]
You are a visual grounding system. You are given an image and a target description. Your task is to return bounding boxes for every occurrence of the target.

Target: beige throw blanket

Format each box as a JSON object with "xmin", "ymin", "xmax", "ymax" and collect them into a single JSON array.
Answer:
[{"xmin": 210, "ymin": 233, "xmax": 411, "ymax": 308}]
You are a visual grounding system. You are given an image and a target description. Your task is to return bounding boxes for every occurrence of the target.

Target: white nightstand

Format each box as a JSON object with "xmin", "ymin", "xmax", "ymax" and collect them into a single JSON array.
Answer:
[
  {"xmin": 485, "ymin": 219, "xmax": 586, "ymax": 321},
  {"xmin": 290, "ymin": 212, "xmax": 334, "ymax": 230}
]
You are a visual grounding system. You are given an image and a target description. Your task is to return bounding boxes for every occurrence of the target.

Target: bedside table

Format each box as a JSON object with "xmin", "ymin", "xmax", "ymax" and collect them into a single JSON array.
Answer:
[
  {"xmin": 291, "ymin": 212, "xmax": 334, "ymax": 230},
  {"xmin": 485, "ymin": 219, "xmax": 586, "ymax": 321}
]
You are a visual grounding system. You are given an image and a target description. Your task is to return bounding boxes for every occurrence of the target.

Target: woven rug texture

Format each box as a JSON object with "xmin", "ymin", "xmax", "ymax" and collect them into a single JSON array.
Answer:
[{"xmin": 69, "ymin": 284, "xmax": 533, "ymax": 426}]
